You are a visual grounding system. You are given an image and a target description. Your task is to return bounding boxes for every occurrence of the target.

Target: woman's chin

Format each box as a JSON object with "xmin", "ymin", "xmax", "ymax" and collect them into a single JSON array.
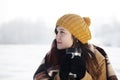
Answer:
[
  {"xmin": 57, "ymin": 47, "xmax": 62, "ymax": 50},
  {"xmin": 57, "ymin": 46, "xmax": 64, "ymax": 50},
  {"xmin": 57, "ymin": 45, "xmax": 72, "ymax": 50}
]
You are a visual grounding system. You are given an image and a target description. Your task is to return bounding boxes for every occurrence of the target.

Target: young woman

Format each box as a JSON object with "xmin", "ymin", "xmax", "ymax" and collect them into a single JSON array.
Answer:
[{"xmin": 33, "ymin": 14, "xmax": 118, "ymax": 80}]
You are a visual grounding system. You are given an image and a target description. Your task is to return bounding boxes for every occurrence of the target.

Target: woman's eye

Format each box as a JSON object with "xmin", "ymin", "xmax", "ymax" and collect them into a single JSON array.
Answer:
[{"xmin": 60, "ymin": 31, "xmax": 65, "ymax": 34}]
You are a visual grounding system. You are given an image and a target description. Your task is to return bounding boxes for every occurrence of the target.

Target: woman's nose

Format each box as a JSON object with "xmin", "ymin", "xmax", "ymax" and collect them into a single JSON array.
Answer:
[{"xmin": 56, "ymin": 33, "xmax": 61, "ymax": 40}]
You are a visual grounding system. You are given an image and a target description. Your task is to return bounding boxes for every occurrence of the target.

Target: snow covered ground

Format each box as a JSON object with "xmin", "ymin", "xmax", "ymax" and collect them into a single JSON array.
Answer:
[{"xmin": 0, "ymin": 45, "xmax": 120, "ymax": 80}]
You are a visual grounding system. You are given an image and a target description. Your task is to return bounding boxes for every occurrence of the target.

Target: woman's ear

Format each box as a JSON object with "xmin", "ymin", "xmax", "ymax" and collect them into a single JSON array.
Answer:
[{"xmin": 72, "ymin": 36, "xmax": 79, "ymax": 48}]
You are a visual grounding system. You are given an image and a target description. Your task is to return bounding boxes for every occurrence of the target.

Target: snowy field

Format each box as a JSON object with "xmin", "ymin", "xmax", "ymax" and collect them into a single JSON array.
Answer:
[{"xmin": 0, "ymin": 45, "xmax": 120, "ymax": 80}]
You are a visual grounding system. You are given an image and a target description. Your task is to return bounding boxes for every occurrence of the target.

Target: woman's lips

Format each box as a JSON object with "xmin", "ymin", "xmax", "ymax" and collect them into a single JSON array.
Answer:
[{"xmin": 57, "ymin": 42, "xmax": 62, "ymax": 44}]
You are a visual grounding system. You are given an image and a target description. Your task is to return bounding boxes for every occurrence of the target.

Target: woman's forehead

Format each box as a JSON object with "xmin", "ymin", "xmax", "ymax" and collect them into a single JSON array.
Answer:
[{"xmin": 56, "ymin": 26, "xmax": 66, "ymax": 31}]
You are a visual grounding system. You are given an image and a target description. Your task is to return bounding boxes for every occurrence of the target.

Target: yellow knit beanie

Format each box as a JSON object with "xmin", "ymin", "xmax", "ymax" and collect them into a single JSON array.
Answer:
[{"xmin": 56, "ymin": 14, "xmax": 91, "ymax": 44}]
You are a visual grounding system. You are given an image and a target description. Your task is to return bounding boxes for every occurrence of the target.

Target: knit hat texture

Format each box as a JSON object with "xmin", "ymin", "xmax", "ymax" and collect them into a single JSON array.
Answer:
[{"xmin": 56, "ymin": 14, "xmax": 91, "ymax": 44}]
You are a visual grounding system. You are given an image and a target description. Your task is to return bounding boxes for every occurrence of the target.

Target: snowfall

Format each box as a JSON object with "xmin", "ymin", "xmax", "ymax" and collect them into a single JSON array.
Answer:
[{"xmin": 0, "ymin": 44, "xmax": 120, "ymax": 80}]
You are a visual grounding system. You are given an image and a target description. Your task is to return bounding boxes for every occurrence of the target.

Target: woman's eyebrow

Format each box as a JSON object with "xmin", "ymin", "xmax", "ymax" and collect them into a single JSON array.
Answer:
[{"xmin": 59, "ymin": 28, "xmax": 65, "ymax": 31}]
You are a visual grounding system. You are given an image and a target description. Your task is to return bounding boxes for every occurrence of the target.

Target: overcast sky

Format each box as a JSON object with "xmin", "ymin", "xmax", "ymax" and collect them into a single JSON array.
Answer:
[{"xmin": 0, "ymin": 0, "xmax": 120, "ymax": 25}]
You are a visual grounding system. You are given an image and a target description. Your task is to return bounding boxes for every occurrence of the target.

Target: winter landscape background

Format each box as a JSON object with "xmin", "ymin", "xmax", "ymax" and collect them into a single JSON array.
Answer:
[
  {"xmin": 0, "ymin": 18, "xmax": 120, "ymax": 80},
  {"xmin": 1, "ymin": 0, "xmax": 120, "ymax": 80}
]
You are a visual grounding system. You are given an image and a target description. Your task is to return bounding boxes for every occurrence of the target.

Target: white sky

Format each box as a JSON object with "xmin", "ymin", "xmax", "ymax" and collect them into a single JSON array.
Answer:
[{"xmin": 0, "ymin": 0, "xmax": 120, "ymax": 25}]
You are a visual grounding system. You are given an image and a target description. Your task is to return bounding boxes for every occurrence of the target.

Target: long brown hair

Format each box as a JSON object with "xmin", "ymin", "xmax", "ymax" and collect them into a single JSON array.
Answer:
[{"xmin": 72, "ymin": 37, "xmax": 101, "ymax": 79}]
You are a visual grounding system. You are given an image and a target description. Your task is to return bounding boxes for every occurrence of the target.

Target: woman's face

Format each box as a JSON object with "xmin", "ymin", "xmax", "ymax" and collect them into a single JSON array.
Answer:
[{"xmin": 55, "ymin": 26, "xmax": 73, "ymax": 50}]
